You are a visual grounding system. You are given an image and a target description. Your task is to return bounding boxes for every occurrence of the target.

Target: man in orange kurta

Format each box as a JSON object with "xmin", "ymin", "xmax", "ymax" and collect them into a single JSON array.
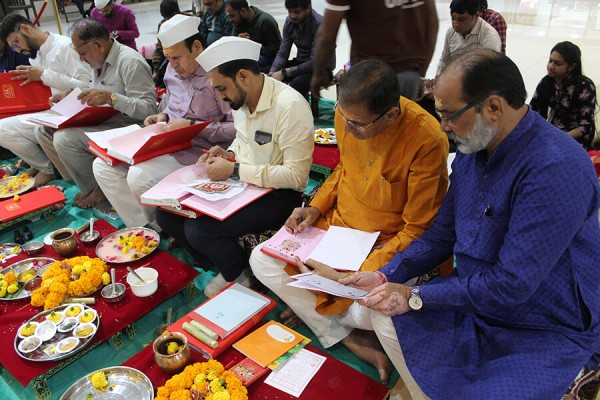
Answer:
[{"xmin": 250, "ymin": 60, "xmax": 449, "ymax": 383}]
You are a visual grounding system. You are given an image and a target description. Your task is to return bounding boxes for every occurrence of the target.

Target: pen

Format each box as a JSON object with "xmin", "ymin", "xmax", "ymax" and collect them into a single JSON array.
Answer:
[
  {"xmin": 484, "ymin": 204, "xmax": 493, "ymax": 216},
  {"xmin": 300, "ymin": 201, "xmax": 305, "ymax": 220},
  {"xmin": 202, "ymin": 149, "xmax": 236, "ymax": 163}
]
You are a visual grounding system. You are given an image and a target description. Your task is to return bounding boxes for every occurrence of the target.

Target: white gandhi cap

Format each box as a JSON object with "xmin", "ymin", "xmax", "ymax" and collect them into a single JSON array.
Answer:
[
  {"xmin": 195, "ymin": 36, "xmax": 261, "ymax": 72},
  {"xmin": 157, "ymin": 14, "xmax": 202, "ymax": 48},
  {"xmin": 95, "ymin": 0, "xmax": 110, "ymax": 9}
]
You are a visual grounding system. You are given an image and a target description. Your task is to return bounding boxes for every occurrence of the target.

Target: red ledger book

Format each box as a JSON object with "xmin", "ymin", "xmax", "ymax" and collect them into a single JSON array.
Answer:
[
  {"xmin": 0, "ymin": 73, "xmax": 52, "ymax": 118},
  {"xmin": 0, "ymin": 187, "xmax": 66, "ymax": 223}
]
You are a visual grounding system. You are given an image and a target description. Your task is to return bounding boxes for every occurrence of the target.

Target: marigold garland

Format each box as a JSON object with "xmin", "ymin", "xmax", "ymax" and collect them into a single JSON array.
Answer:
[
  {"xmin": 156, "ymin": 360, "xmax": 248, "ymax": 400},
  {"xmin": 30, "ymin": 256, "xmax": 108, "ymax": 309}
]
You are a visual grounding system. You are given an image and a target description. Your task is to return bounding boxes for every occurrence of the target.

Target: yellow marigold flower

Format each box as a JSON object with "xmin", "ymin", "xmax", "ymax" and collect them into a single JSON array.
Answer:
[
  {"xmin": 102, "ymin": 272, "xmax": 110, "ymax": 285},
  {"xmin": 212, "ymin": 392, "xmax": 231, "ymax": 400}
]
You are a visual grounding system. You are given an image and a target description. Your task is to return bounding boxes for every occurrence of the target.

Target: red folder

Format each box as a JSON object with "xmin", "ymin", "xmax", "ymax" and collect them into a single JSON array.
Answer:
[
  {"xmin": 0, "ymin": 187, "xmax": 66, "ymax": 223},
  {"xmin": 88, "ymin": 120, "xmax": 212, "ymax": 166},
  {"xmin": 0, "ymin": 73, "xmax": 52, "ymax": 118},
  {"xmin": 167, "ymin": 282, "xmax": 276, "ymax": 360},
  {"xmin": 27, "ymin": 107, "xmax": 118, "ymax": 130}
]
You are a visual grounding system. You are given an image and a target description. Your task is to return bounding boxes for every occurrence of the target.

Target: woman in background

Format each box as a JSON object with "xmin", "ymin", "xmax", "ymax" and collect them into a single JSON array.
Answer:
[{"xmin": 530, "ymin": 41, "xmax": 597, "ymax": 149}]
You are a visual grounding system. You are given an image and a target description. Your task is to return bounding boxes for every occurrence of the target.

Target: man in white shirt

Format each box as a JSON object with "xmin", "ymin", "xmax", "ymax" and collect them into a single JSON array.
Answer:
[
  {"xmin": 0, "ymin": 13, "xmax": 91, "ymax": 186},
  {"xmin": 436, "ymin": 0, "xmax": 501, "ymax": 75},
  {"xmin": 34, "ymin": 19, "xmax": 156, "ymax": 208},
  {"xmin": 155, "ymin": 37, "xmax": 314, "ymax": 298}
]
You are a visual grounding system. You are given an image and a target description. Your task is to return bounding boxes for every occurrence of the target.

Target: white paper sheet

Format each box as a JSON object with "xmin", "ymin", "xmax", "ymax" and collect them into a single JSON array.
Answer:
[
  {"xmin": 307, "ymin": 226, "xmax": 380, "ymax": 271},
  {"xmin": 288, "ymin": 272, "xmax": 368, "ymax": 300},
  {"xmin": 84, "ymin": 124, "xmax": 140, "ymax": 149},
  {"xmin": 264, "ymin": 349, "xmax": 326, "ymax": 397}
]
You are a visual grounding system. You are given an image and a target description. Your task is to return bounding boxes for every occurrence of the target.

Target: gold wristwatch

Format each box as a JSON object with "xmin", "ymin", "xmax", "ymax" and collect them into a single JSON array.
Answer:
[{"xmin": 110, "ymin": 93, "xmax": 118, "ymax": 107}]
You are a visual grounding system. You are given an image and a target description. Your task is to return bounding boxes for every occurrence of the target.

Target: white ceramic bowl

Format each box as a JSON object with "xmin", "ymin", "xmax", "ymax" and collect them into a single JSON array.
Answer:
[
  {"xmin": 126, "ymin": 267, "xmax": 158, "ymax": 297},
  {"xmin": 57, "ymin": 336, "xmax": 80, "ymax": 353},
  {"xmin": 78, "ymin": 309, "xmax": 97, "ymax": 325},
  {"xmin": 18, "ymin": 335, "xmax": 42, "ymax": 354},
  {"xmin": 17, "ymin": 321, "xmax": 39, "ymax": 339},
  {"xmin": 74, "ymin": 323, "xmax": 97, "ymax": 339},
  {"xmin": 45, "ymin": 310, "xmax": 64, "ymax": 325},
  {"xmin": 57, "ymin": 317, "xmax": 78, "ymax": 333},
  {"xmin": 35, "ymin": 320, "xmax": 57, "ymax": 342}
]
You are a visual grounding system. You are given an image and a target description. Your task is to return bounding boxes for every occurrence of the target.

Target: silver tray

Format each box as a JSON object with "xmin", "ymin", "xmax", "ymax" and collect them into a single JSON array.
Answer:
[
  {"xmin": 60, "ymin": 366, "xmax": 154, "ymax": 400},
  {"xmin": 95, "ymin": 227, "xmax": 160, "ymax": 264},
  {"xmin": 14, "ymin": 303, "xmax": 100, "ymax": 362},
  {"xmin": 0, "ymin": 257, "xmax": 56, "ymax": 301}
]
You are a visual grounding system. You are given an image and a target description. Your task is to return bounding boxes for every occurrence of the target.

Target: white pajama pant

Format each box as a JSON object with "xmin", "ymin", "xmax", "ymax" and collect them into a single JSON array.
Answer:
[
  {"xmin": 93, "ymin": 154, "xmax": 183, "ymax": 228},
  {"xmin": 0, "ymin": 114, "xmax": 68, "ymax": 177}
]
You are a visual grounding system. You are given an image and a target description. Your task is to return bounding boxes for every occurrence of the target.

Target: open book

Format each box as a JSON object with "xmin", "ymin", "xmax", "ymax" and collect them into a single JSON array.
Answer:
[
  {"xmin": 0, "ymin": 73, "xmax": 52, "ymax": 119},
  {"xmin": 261, "ymin": 225, "xmax": 380, "ymax": 271},
  {"xmin": 27, "ymin": 87, "xmax": 117, "ymax": 129},
  {"xmin": 87, "ymin": 120, "xmax": 211, "ymax": 166},
  {"xmin": 140, "ymin": 164, "xmax": 273, "ymax": 221}
]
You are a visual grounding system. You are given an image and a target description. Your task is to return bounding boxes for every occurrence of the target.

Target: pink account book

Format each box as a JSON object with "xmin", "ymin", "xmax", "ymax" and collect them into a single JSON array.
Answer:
[{"xmin": 260, "ymin": 225, "xmax": 327, "ymax": 265}]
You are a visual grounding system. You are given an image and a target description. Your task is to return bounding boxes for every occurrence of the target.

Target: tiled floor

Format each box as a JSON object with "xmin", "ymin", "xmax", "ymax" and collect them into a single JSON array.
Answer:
[{"xmin": 38, "ymin": 0, "xmax": 600, "ymax": 105}]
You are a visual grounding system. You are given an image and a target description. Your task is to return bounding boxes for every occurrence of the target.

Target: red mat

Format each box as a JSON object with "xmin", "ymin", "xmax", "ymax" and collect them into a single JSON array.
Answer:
[
  {"xmin": 0, "ymin": 219, "xmax": 198, "ymax": 386},
  {"xmin": 123, "ymin": 341, "xmax": 390, "ymax": 400},
  {"xmin": 313, "ymin": 144, "xmax": 340, "ymax": 171}
]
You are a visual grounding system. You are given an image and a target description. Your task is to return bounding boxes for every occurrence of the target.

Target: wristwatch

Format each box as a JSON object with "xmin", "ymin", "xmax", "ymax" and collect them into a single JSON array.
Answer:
[
  {"xmin": 408, "ymin": 286, "xmax": 423, "ymax": 311},
  {"xmin": 110, "ymin": 92, "xmax": 118, "ymax": 107},
  {"xmin": 230, "ymin": 162, "xmax": 240, "ymax": 181}
]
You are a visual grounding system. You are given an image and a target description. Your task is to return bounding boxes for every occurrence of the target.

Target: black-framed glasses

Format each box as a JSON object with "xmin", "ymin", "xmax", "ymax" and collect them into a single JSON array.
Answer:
[
  {"xmin": 335, "ymin": 101, "xmax": 389, "ymax": 132},
  {"xmin": 10, "ymin": 25, "xmax": 23, "ymax": 49},
  {"xmin": 436, "ymin": 95, "xmax": 489, "ymax": 124}
]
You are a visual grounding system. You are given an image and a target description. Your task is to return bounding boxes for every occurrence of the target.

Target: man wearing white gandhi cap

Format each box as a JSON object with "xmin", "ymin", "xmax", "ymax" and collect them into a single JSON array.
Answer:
[
  {"xmin": 156, "ymin": 36, "xmax": 315, "ymax": 298},
  {"xmin": 90, "ymin": 0, "xmax": 139, "ymax": 50},
  {"xmin": 93, "ymin": 15, "xmax": 236, "ymax": 229}
]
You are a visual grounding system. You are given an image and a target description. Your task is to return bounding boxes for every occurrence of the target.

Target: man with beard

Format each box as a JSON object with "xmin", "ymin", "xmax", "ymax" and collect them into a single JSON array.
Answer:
[
  {"xmin": 156, "ymin": 37, "xmax": 314, "ymax": 298},
  {"xmin": 90, "ymin": 0, "xmax": 139, "ymax": 50},
  {"xmin": 339, "ymin": 49, "xmax": 600, "ymax": 399},
  {"xmin": 251, "ymin": 59, "xmax": 449, "ymax": 386},
  {"xmin": 34, "ymin": 19, "xmax": 156, "ymax": 208},
  {"xmin": 269, "ymin": 0, "xmax": 334, "ymax": 101},
  {"xmin": 0, "ymin": 13, "xmax": 91, "ymax": 185},
  {"xmin": 93, "ymin": 15, "xmax": 236, "ymax": 228}
]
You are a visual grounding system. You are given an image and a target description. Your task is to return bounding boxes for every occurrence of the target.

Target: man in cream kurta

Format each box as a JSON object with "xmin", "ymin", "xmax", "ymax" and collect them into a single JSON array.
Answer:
[
  {"xmin": 155, "ymin": 37, "xmax": 314, "ymax": 298},
  {"xmin": 93, "ymin": 15, "xmax": 236, "ymax": 228},
  {"xmin": 250, "ymin": 60, "xmax": 449, "ymax": 386},
  {"xmin": 0, "ymin": 14, "xmax": 91, "ymax": 185},
  {"xmin": 34, "ymin": 19, "xmax": 156, "ymax": 208}
]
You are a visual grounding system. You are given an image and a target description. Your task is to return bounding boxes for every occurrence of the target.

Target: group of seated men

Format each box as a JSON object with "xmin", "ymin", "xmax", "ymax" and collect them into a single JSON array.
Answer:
[{"xmin": 0, "ymin": 2, "xmax": 598, "ymax": 399}]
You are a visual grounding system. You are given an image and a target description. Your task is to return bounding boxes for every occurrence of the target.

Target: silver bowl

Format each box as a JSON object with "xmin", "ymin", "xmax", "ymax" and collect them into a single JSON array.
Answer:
[
  {"xmin": 79, "ymin": 230, "xmax": 100, "ymax": 247},
  {"xmin": 23, "ymin": 241, "xmax": 44, "ymax": 256},
  {"xmin": 101, "ymin": 283, "xmax": 126, "ymax": 303},
  {"xmin": 0, "ymin": 164, "xmax": 18, "ymax": 177}
]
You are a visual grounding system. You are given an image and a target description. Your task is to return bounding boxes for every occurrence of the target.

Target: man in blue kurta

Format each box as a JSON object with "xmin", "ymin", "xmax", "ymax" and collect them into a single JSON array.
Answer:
[{"xmin": 341, "ymin": 49, "xmax": 600, "ymax": 399}]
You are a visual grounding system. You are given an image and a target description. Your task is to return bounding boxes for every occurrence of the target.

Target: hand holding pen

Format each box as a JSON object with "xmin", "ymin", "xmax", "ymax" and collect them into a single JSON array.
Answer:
[
  {"xmin": 284, "ymin": 202, "xmax": 321, "ymax": 234},
  {"xmin": 197, "ymin": 146, "xmax": 236, "ymax": 164}
]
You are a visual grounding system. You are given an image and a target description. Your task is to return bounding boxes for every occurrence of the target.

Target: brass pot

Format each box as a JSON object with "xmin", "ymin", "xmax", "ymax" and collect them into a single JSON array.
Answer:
[
  {"xmin": 50, "ymin": 228, "xmax": 78, "ymax": 257},
  {"xmin": 153, "ymin": 331, "xmax": 191, "ymax": 374}
]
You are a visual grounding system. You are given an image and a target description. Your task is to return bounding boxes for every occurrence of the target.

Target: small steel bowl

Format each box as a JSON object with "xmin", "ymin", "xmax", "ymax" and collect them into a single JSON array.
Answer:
[
  {"xmin": 79, "ymin": 230, "xmax": 100, "ymax": 246},
  {"xmin": 24, "ymin": 277, "xmax": 42, "ymax": 292},
  {"xmin": 0, "ymin": 164, "xmax": 18, "ymax": 177},
  {"xmin": 23, "ymin": 241, "xmax": 44, "ymax": 256},
  {"xmin": 101, "ymin": 283, "xmax": 126, "ymax": 303},
  {"xmin": 17, "ymin": 268, "xmax": 37, "ymax": 283}
]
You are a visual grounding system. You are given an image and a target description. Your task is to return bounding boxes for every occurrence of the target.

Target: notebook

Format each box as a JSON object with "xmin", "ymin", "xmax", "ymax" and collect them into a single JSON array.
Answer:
[
  {"xmin": 0, "ymin": 73, "xmax": 52, "ymax": 118},
  {"xmin": 233, "ymin": 321, "xmax": 304, "ymax": 367}
]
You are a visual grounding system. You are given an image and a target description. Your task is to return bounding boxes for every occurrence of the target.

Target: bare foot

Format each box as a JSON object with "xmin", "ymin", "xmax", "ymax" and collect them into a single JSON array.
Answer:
[
  {"xmin": 26, "ymin": 167, "xmax": 39, "ymax": 177},
  {"xmin": 73, "ymin": 191, "xmax": 90, "ymax": 207},
  {"xmin": 279, "ymin": 307, "xmax": 303, "ymax": 329},
  {"xmin": 34, "ymin": 172, "xmax": 56, "ymax": 187},
  {"xmin": 78, "ymin": 187, "xmax": 106, "ymax": 208},
  {"xmin": 341, "ymin": 329, "xmax": 392, "ymax": 384}
]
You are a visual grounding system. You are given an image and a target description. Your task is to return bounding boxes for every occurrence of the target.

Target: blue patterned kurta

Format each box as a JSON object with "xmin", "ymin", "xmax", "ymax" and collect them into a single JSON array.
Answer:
[{"xmin": 381, "ymin": 109, "xmax": 600, "ymax": 399}]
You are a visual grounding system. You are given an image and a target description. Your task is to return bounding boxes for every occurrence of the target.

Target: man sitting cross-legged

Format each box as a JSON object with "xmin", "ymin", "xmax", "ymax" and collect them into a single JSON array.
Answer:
[
  {"xmin": 250, "ymin": 60, "xmax": 449, "ymax": 384},
  {"xmin": 93, "ymin": 15, "xmax": 236, "ymax": 228}
]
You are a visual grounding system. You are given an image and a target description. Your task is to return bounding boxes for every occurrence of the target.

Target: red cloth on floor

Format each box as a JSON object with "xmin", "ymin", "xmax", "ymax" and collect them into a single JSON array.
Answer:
[
  {"xmin": 312, "ymin": 144, "xmax": 340, "ymax": 171},
  {"xmin": 123, "ymin": 342, "xmax": 390, "ymax": 400},
  {"xmin": 0, "ymin": 219, "xmax": 198, "ymax": 386}
]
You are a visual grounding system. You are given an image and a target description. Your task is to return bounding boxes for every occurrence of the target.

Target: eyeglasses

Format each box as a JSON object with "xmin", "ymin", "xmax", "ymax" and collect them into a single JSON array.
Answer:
[
  {"xmin": 335, "ymin": 101, "xmax": 390, "ymax": 132},
  {"xmin": 70, "ymin": 40, "xmax": 91, "ymax": 52},
  {"xmin": 10, "ymin": 25, "xmax": 23, "ymax": 49},
  {"xmin": 436, "ymin": 95, "xmax": 489, "ymax": 124}
]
